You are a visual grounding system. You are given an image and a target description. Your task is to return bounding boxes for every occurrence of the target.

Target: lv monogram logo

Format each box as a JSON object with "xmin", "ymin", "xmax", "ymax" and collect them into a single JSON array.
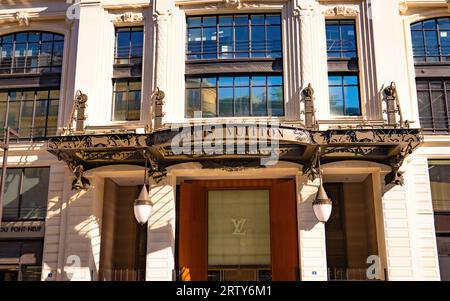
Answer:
[{"xmin": 231, "ymin": 218, "xmax": 247, "ymax": 235}]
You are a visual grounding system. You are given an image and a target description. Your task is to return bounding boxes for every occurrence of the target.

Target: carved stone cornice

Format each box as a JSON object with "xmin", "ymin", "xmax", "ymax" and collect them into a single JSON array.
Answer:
[
  {"xmin": 114, "ymin": 12, "xmax": 144, "ymax": 24},
  {"xmin": 322, "ymin": 5, "xmax": 360, "ymax": 17},
  {"xmin": 177, "ymin": 0, "xmax": 285, "ymax": 10}
]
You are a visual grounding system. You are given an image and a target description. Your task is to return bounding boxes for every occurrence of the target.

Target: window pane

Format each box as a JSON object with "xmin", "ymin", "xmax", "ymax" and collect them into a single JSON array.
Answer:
[
  {"xmin": 219, "ymin": 16, "xmax": 232, "ymax": 26},
  {"xmin": 329, "ymin": 86, "xmax": 344, "ymax": 116},
  {"xmin": 116, "ymin": 30, "xmax": 131, "ymax": 58},
  {"xmin": 130, "ymin": 30, "xmax": 143, "ymax": 58},
  {"xmin": 202, "ymin": 77, "xmax": 217, "ymax": 87},
  {"xmin": 251, "ymin": 86, "xmax": 267, "ymax": 116},
  {"xmin": 268, "ymin": 86, "xmax": 283, "ymax": 116},
  {"xmin": 188, "ymin": 28, "xmax": 202, "ymax": 57},
  {"xmin": 219, "ymin": 27, "xmax": 233, "ymax": 57},
  {"xmin": 2, "ymin": 169, "xmax": 21, "ymax": 219},
  {"xmin": 219, "ymin": 77, "xmax": 233, "ymax": 87},
  {"xmin": 429, "ymin": 162, "xmax": 450, "ymax": 211},
  {"xmin": 203, "ymin": 27, "xmax": 217, "ymax": 57},
  {"xmin": 417, "ymin": 90, "xmax": 433, "ymax": 129},
  {"xmin": 431, "ymin": 91, "xmax": 448, "ymax": 129},
  {"xmin": 251, "ymin": 25, "xmax": 265, "ymax": 54},
  {"xmin": 0, "ymin": 102, "xmax": 6, "ymax": 128},
  {"xmin": 251, "ymin": 15, "xmax": 265, "ymax": 25},
  {"xmin": 20, "ymin": 168, "xmax": 50, "ymax": 219},
  {"xmin": 218, "ymin": 87, "xmax": 233, "ymax": 117},
  {"xmin": 235, "ymin": 87, "xmax": 250, "ymax": 116},
  {"xmin": 113, "ymin": 92, "xmax": 127, "ymax": 121},
  {"xmin": 266, "ymin": 15, "xmax": 281, "ymax": 25},
  {"xmin": 267, "ymin": 25, "xmax": 281, "ymax": 54},
  {"xmin": 7, "ymin": 102, "xmax": 20, "ymax": 130},
  {"xmin": 343, "ymin": 86, "xmax": 360, "ymax": 116},
  {"xmin": 204, "ymin": 16, "xmax": 217, "ymax": 27},
  {"xmin": 235, "ymin": 76, "xmax": 249, "ymax": 87},
  {"xmin": 235, "ymin": 15, "xmax": 248, "ymax": 25},
  {"xmin": 186, "ymin": 89, "xmax": 201, "ymax": 118},
  {"xmin": 46, "ymin": 99, "xmax": 59, "ymax": 136},
  {"xmin": 425, "ymin": 30, "xmax": 439, "ymax": 60},
  {"xmin": 202, "ymin": 87, "xmax": 217, "ymax": 117},
  {"xmin": 19, "ymin": 101, "xmax": 34, "ymax": 138},
  {"xmin": 343, "ymin": 76, "xmax": 358, "ymax": 85},
  {"xmin": 328, "ymin": 75, "xmax": 342, "ymax": 86},
  {"xmin": 127, "ymin": 91, "xmax": 141, "ymax": 121},
  {"xmin": 187, "ymin": 17, "xmax": 201, "ymax": 27},
  {"xmin": 252, "ymin": 76, "xmax": 266, "ymax": 86},
  {"xmin": 412, "ymin": 30, "xmax": 425, "ymax": 61},
  {"xmin": 33, "ymin": 100, "xmax": 48, "ymax": 137},
  {"xmin": 186, "ymin": 77, "xmax": 201, "ymax": 88},
  {"xmin": 235, "ymin": 26, "xmax": 249, "ymax": 57},
  {"xmin": 267, "ymin": 75, "xmax": 282, "ymax": 86}
]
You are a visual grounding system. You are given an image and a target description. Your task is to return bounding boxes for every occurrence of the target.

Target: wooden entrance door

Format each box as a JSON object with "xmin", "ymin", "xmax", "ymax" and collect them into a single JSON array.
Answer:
[{"xmin": 178, "ymin": 179, "xmax": 299, "ymax": 281}]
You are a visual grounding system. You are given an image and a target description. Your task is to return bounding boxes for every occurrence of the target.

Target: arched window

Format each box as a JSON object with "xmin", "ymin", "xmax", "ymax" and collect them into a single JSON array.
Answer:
[
  {"xmin": 0, "ymin": 31, "xmax": 64, "ymax": 139},
  {"xmin": 411, "ymin": 18, "xmax": 450, "ymax": 62},
  {"xmin": 0, "ymin": 31, "xmax": 64, "ymax": 74}
]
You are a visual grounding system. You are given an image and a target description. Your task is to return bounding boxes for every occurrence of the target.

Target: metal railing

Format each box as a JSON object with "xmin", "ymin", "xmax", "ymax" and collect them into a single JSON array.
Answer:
[
  {"xmin": 327, "ymin": 267, "xmax": 387, "ymax": 281},
  {"xmin": 98, "ymin": 268, "xmax": 146, "ymax": 281}
]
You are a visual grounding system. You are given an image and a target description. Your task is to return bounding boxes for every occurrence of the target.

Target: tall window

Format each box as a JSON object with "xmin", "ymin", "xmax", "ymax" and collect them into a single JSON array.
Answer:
[
  {"xmin": 112, "ymin": 27, "xmax": 143, "ymax": 121},
  {"xmin": 412, "ymin": 18, "xmax": 450, "ymax": 133},
  {"xmin": 428, "ymin": 160, "xmax": 450, "ymax": 281},
  {"xmin": 185, "ymin": 14, "xmax": 284, "ymax": 118},
  {"xmin": 0, "ymin": 32, "xmax": 64, "ymax": 139},
  {"xmin": 1, "ymin": 167, "xmax": 50, "ymax": 220},
  {"xmin": 112, "ymin": 79, "xmax": 141, "ymax": 121},
  {"xmin": 326, "ymin": 20, "xmax": 361, "ymax": 116}
]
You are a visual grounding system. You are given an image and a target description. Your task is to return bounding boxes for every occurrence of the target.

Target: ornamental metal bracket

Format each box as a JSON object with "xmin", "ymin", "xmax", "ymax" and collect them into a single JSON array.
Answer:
[
  {"xmin": 302, "ymin": 83, "xmax": 319, "ymax": 130},
  {"xmin": 56, "ymin": 151, "xmax": 90, "ymax": 190},
  {"xmin": 384, "ymin": 143, "xmax": 414, "ymax": 186},
  {"xmin": 143, "ymin": 149, "xmax": 167, "ymax": 184},
  {"xmin": 64, "ymin": 90, "xmax": 88, "ymax": 135},
  {"xmin": 152, "ymin": 87, "xmax": 165, "ymax": 130},
  {"xmin": 302, "ymin": 146, "xmax": 321, "ymax": 181},
  {"xmin": 383, "ymin": 82, "xmax": 408, "ymax": 128}
]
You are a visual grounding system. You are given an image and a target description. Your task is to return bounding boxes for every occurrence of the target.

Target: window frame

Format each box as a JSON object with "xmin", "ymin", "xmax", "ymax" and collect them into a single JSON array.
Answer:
[
  {"xmin": 0, "ymin": 31, "xmax": 64, "ymax": 75},
  {"xmin": 185, "ymin": 74, "xmax": 284, "ymax": 118},
  {"xmin": 186, "ymin": 14, "xmax": 282, "ymax": 61},
  {"xmin": 112, "ymin": 78, "xmax": 142, "ymax": 122},
  {"xmin": 411, "ymin": 17, "xmax": 450, "ymax": 64},
  {"xmin": 114, "ymin": 26, "xmax": 144, "ymax": 65},
  {"xmin": 0, "ymin": 88, "xmax": 60, "ymax": 139},
  {"xmin": 326, "ymin": 19, "xmax": 362, "ymax": 118}
]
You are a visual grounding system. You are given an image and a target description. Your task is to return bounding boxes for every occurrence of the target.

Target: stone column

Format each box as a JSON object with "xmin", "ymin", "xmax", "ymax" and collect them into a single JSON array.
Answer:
[
  {"xmin": 296, "ymin": 172, "xmax": 328, "ymax": 280},
  {"xmin": 146, "ymin": 175, "xmax": 176, "ymax": 281}
]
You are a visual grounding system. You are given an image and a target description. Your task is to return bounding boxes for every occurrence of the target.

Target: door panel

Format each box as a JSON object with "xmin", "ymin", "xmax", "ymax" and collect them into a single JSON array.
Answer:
[
  {"xmin": 179, "ymin": 182, "xmax": 208, "ymax": 280},
  {"xmin": 269, "ymin": 180, "xmax": 299, "ymax": 280}
]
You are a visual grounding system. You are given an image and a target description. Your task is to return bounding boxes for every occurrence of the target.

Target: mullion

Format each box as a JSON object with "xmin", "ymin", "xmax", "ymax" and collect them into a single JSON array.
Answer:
[{"xmin": 442, "ymin": 80, "xmax": 450, "ymax": 130}]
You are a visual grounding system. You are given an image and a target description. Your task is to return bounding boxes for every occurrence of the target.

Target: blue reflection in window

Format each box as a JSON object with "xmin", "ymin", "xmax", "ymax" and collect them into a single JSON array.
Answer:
[{"xmin": 328, "ymin": 75, "xmax": 361, "ymax": 116}]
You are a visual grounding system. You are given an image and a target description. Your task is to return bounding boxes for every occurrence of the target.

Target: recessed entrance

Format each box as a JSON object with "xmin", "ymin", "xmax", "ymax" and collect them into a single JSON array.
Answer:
[{"xmin": 178, "ymin": 179, "xmax": 299, "ymax": 281}]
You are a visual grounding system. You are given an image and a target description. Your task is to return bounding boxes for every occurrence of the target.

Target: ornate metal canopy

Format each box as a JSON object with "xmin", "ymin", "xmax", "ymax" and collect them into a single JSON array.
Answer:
[{"xmin": 47, "ymin": 124, "xmax": 423, "ymax": 190}]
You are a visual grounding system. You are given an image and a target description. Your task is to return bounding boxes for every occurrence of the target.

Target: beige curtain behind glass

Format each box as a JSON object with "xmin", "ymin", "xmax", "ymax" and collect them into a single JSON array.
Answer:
[{"xmin": 208, "ymin": 190, "xmax": 271, "ymax": 266}]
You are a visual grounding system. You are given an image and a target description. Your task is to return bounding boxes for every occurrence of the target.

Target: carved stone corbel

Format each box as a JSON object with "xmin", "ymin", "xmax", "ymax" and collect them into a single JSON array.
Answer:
[
  {"xmin": 224, "ymin": 0, "xmax": 242, "ymax": 9},
  {"xmin": 15, "ymin": 11, "xmax": 30, "ymax": 26}
]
